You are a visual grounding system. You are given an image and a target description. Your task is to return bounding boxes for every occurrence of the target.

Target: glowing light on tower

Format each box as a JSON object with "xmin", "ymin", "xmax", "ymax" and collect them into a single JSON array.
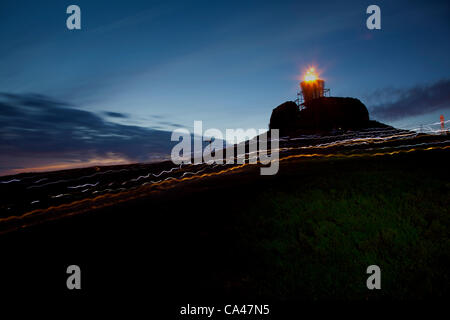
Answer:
[
  {"xmin": 304, "ymin": 67, "xmax": 318, "ymax": 82},
  {"xmin": 299, "ymin": 66, "xmax": 328, "ymax": 105},
  {"xmin": 294, "ymin": 65, "xmax": 330, "ymax": 106}
]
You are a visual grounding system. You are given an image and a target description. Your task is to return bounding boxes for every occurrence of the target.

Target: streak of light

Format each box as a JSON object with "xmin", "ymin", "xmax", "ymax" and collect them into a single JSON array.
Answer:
[
  {"xmin": 1, "ymin": 144, "xmax": 448, "ymax": 228},
  {"xmin": 67, "ymin": 182, "xmax": 99, "ymax": 189},
  {"xmin": 51, "ymin": 194, "xmax": 69, "ymax": 199},
  {"xmin": 27, "ymin": 139, "xmax": 450, "ymax": 202},
  {"xmin": 0, "ymin": 179, "xmax": 21, "ymax": 184}
]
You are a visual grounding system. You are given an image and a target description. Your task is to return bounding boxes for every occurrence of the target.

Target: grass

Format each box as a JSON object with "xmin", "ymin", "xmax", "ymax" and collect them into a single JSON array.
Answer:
[
  {"xmin": 228, "ymin": 155, "xmax": 450, "ymax": 300},
  {"xmin": 1, "ymin": 149, "xmax": 448, "ymax": 300}
]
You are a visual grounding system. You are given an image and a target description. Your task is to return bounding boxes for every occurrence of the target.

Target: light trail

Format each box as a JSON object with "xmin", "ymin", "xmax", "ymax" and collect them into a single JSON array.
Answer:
[
  {"xmin": 0, "ymin": 126, "xmax": 400, "ymax": 186},
  {"xmin": 0, "ymin": 144, "xmax": 448, "ymax": 231},
  {"xmin": 126, "ymin": 164, "xmax": 184, "ymax": 184},
  {"xmin": 0, "ymin": 125, "xmax": 447, "ymax": 228},
  {"xmin": 0, "ymin": 127, "xmax": 416, "ymax": 187},
  {"xmin": 51, "ymin": 193, "xmax": 69, "ymax": 199},
  {"xmin": 0, "ymin": 179, "xmax": 21, "ymax": 184},
  {"xmin": 13, "ymin": 135, "xmax": 449, "ymax": 205},
  {"xmin": 67, "ymin": 182, "xmax": 99, "ymax": 189}
]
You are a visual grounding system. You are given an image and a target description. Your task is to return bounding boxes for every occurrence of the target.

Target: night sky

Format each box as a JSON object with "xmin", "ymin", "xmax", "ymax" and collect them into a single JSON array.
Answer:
[{"xmin": 0, "ymin": 0, "xmax": 449, "ymax": 175}]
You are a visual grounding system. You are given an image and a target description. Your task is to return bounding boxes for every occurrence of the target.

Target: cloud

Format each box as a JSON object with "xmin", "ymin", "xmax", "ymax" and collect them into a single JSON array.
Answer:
[
  {"xmin": 103, "ymin": 111, "xmax": 129, "ymax": 118},
  {"xmin": 368, "ymin": 79, "xmax": 450, "ymax": 121},
  {"xmin": 157, "ymin": 121, "xmax": 184, "ymax": 128},
  {"xmin": 0, "ymin": 93, "xmax": 175, "ymax": 175}
]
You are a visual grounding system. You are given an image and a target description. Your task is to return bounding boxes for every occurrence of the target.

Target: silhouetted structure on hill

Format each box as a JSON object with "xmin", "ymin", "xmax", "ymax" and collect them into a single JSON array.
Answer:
[
  {"xmin": 271, "ymin": 67, "xmax": 386, "ymax": 135},
  {"xmin": 269, "ymin": 97, "xmax": 372, "ymax": 136}
]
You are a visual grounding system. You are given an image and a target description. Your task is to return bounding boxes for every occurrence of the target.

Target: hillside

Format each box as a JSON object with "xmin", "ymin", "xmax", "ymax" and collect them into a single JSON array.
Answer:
[{"xmin": 0, "ymin": 128, "xmax": 449, "ymax": 301}]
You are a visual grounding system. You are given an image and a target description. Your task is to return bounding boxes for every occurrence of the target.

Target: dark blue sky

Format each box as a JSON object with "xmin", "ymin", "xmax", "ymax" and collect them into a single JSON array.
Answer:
[{"xmin": 0, "ymin": 0, "xmax": 449, "ymax": 174}]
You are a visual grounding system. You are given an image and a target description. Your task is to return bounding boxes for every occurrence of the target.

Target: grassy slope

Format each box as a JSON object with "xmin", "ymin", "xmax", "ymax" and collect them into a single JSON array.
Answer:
[
  {"xmin": 226, "ymin": 152, "xmax": 450, "ymax": 299},
  {"xmin": 1, "ymin": 148, "xmax": 448, "ymax": 301}
]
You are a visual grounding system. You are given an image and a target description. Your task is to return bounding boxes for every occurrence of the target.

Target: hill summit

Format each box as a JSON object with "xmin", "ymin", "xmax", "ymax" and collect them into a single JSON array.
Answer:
[{"xmin": 269, "ymin": 97, "xmax": 380, "ymax": 136}]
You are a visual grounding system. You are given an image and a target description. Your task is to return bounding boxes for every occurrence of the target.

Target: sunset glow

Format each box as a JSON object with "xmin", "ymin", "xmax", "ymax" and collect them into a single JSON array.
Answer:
[{"xmin": 8, "ymin": 154, "xmax": 131, "ymax": 175}]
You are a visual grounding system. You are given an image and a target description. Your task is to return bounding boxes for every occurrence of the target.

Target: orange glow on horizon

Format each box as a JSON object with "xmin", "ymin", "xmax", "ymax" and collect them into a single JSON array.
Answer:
[{"xmin": 8, "ymin": 155, "xmax": 132, "ymax": 175}]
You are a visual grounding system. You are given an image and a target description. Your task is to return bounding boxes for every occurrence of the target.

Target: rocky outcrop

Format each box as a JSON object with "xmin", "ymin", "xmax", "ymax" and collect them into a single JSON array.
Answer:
[
  {"xmin": 269, "ymin": 97, "xmax": 372, "ymax": 135},
  {"xmin": 268, "ymin": 101, "xmax": 299, "ymax": 136}
]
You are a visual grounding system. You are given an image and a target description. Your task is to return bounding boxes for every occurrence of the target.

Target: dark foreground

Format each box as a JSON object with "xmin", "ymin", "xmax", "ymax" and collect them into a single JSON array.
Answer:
[{"xmin": 0, "ymin": 133, "xmax": 449, "ymax": 315}]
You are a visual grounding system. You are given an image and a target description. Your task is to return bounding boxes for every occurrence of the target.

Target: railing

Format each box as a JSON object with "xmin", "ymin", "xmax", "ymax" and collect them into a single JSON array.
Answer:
[{"xmin": 295, "ymin": 88, "xmax": 330, "ymax": 108}]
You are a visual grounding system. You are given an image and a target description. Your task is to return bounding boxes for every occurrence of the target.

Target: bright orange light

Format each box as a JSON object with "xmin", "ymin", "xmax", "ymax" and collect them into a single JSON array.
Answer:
[{"xmin": 304, "ymin": 67, "xmax": 318, "ymax": 82}]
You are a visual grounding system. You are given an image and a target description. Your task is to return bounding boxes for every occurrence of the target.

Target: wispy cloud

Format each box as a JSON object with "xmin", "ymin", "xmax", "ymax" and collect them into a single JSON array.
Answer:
[
  {"xmin": 0, "ymin": 93, "xmax": 175, "ymax": 176},
  {"xmin": 103, "ymin": 111, "xmax": 129, "ymax": 118},
  {"xmin": 368, "ymin": 79, "xmax": 450, "ymax": 121}
]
